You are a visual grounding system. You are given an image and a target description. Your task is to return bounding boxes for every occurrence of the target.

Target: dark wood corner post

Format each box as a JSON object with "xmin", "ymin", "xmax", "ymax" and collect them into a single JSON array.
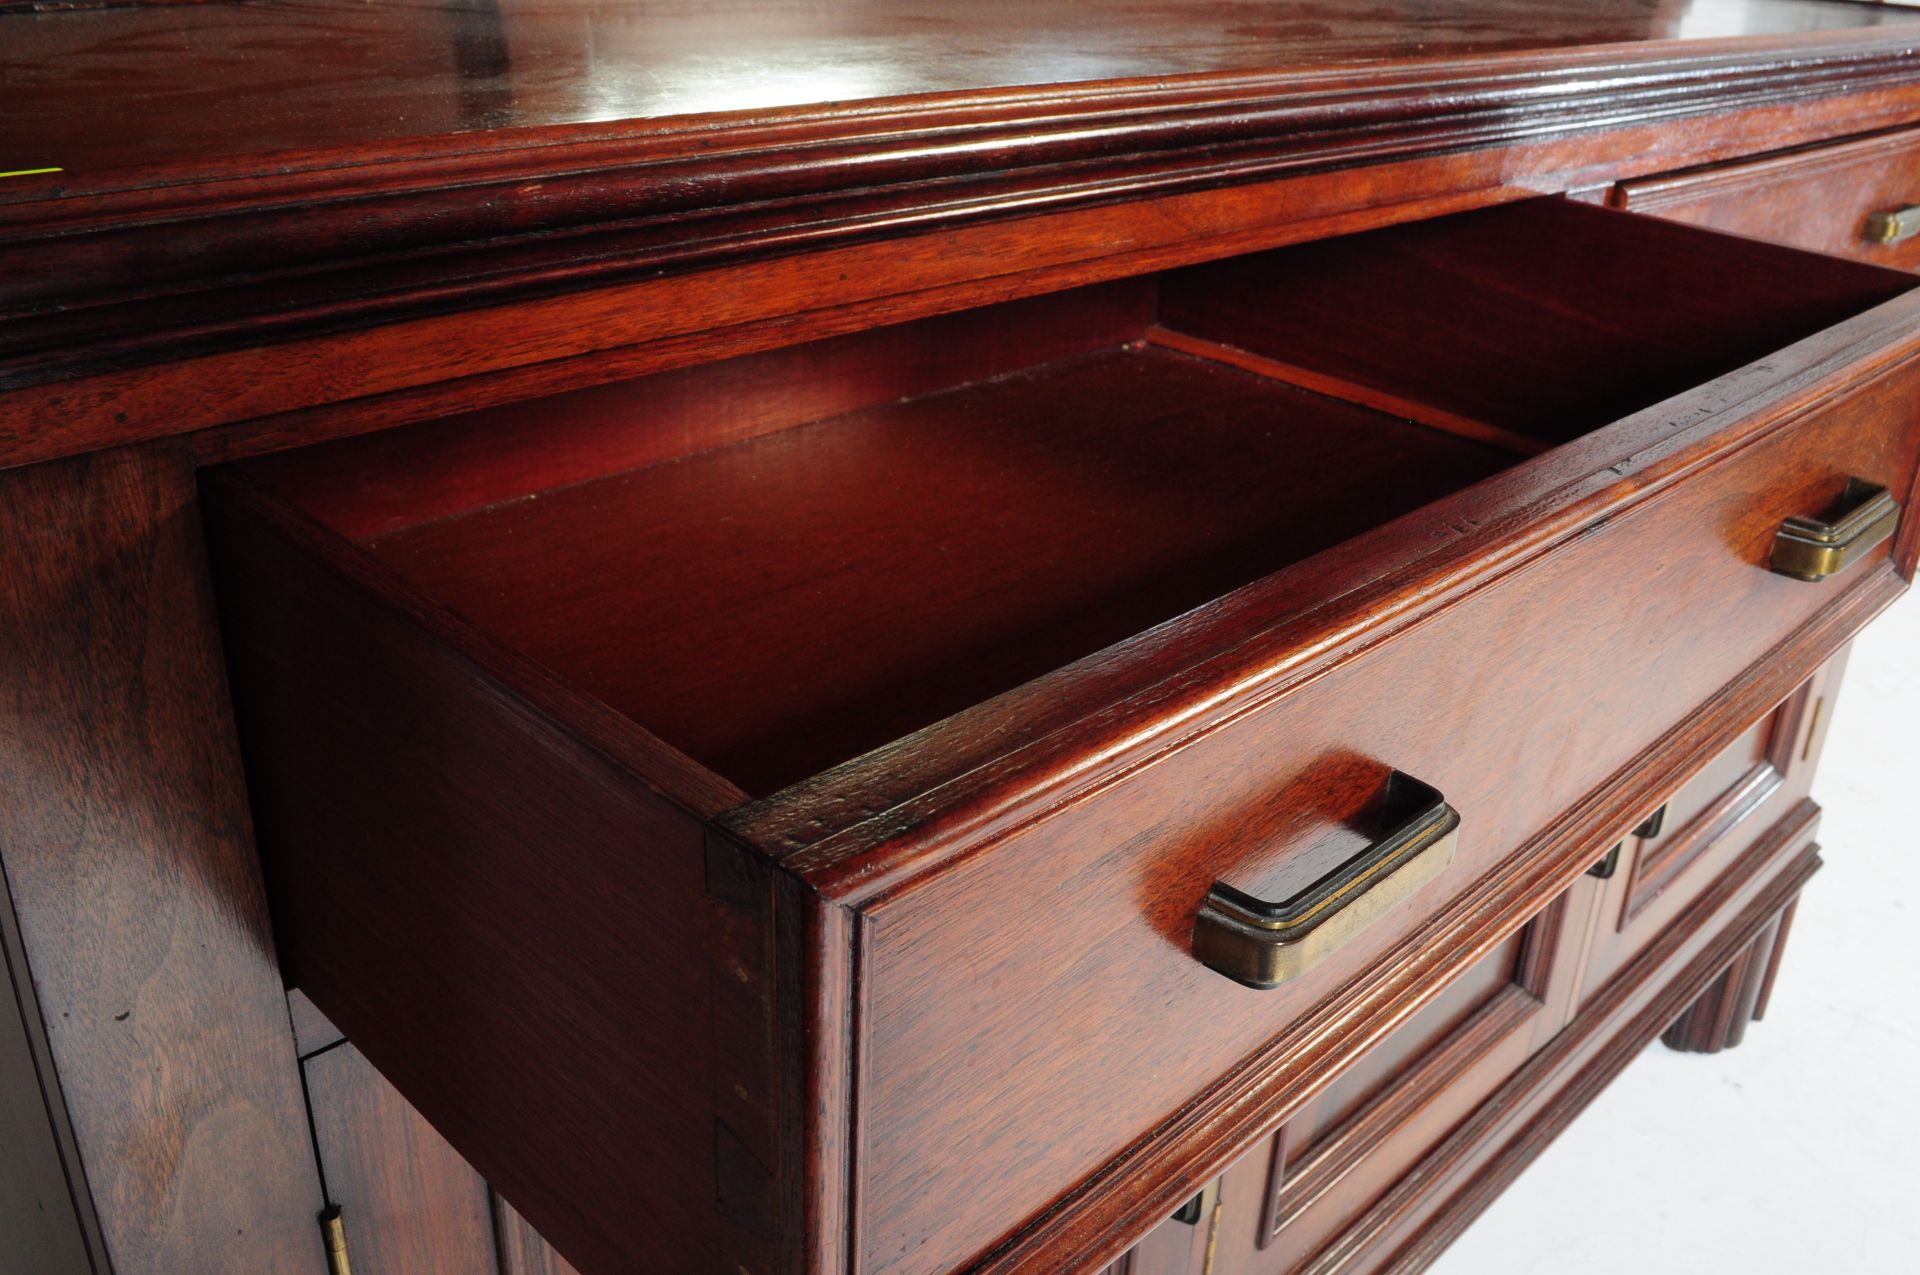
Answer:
[
  {"xmin": 1662, "ymin": 897, "xmax": 1802, "ymax": 1055},
  {"xmin": 0, "ymin": 443, "xmax": 326, "ymax": 1274}
]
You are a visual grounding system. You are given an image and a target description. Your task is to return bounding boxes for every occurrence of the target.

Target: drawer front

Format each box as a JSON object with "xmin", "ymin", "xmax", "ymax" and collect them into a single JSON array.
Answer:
[
  {"xmin": 855, "ymin": 364, "xmax": 1918, "ymax": 1272},
  {"xmin": 1618, "ymin": 128, "xmax": 1920, "ymax": 271}
]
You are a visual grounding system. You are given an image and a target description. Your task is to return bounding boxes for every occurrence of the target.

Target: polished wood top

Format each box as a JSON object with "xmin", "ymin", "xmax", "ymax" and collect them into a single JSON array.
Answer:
[
  {"xmin": 6, "ymin": 0, "xmax": 1920, "ymax": 474},
  {"xmin": 3, "ymin": 0, "xmax": 1916, "ymax": 187}
]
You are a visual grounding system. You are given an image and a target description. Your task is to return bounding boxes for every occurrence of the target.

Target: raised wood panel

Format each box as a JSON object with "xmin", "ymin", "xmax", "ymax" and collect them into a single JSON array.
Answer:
[
  {"xmin": 1262, "ymin": 935, "xmax": 1529, "ymax": 1165},
  {"xmin": 305, "ymin": 1043, "xmax": 498, "ymax": 1275},
  {"xmin": 0, "ymin": 443, "xmax": 324, "ymax": 1275},
  {"xmin": 1578, "ymin": 660, "xmax": 1841, "ymax": 1004},
  {"xmin": 1245, "ymin": 895, "xmax": 1581, "ymax": 1269},
  {"xmin": 1277, "ymin": 803, "xmax": 1823, "ymax": 1274},
  {"xmin": 1623, "ymin": 703, "xmax": 1795, "ymax": 922},
  {"xmin": 1128, "ymin": 794, "xmax": 1816, "ymax": 1275}
]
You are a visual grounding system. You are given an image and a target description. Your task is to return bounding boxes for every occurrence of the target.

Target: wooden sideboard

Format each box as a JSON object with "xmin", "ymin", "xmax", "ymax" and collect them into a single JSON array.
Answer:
[{"xmin": 3, "ymin": 4, "xmax": 1918, "ymax": 1274}]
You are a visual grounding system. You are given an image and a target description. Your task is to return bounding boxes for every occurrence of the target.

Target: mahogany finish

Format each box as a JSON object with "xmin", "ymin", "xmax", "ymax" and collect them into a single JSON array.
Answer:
[
  {"xmin": 1578, "ymin": 665, "xmax": 1836, "ymax": 1002},
  {"xmin": 304, "ymin": 1042, "xmax": 500, "ymax": 1275},
  {"xmin": 1202, "ymin": 781, "xmax": 1825, "ymax": 1274},
  {"xmin": 1156, "ymin": 199, "xmax": 1914, "ymax": 443},
  {"xmin": 360, "ymin": 347, "xmax": 1511, "ymax": 795},
  {"xmin": 201, "ymin": 195, "xmax": 1920, "ymax": 1275},
  {"xmin": 10, "ymin": 3, "xmax": 1920, "ymax": 473},
  {"xmin": 3, "ymin": 5, "xmax": 1918, "ymax": 1275},
  {"xmin": 11, "ymin": 0, "xmax": 1917, "ymax": 177},
  {"xmin": 1618, "ymin": 125, "xmax": 1920, "ymax": 270},
  {"xmin": 202, "ymin": 477, "xmax": 734, "ymax": 1275}
]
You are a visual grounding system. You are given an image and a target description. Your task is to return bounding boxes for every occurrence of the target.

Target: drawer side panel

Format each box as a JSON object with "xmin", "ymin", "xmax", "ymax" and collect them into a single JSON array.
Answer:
[{"xmin": 203, "ymin": 486, "xmax": 730, "ymax": 1275}]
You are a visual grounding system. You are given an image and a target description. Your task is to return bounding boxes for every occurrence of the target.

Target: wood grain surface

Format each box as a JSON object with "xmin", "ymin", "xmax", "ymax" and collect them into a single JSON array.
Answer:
[
  {"xmin": 206, "ymin": 192, "xmax": 1920, "ymax": 1275},
  {"xmin": 0, "ymin": 443, "xmax": 324, "ymax": 1274},
  {"xmin": 7, "ymin": 2, "xmax": 1920, "ymax": 468},
  {"xmin": 1159, "ymin": 199, "xmax": 1915, "ymax": 443},
  {"xmin": 304, "ymin": 1042, "xmax": 499, "ymax": 1275},
  {"xmin": 362, "ymin": 345, "xmax": 1512, "ymax": 794},
  {"xmin": 7, "ymin": 0, "xmax": 1913, "ymax": 175},
  {"xmin": 852, "ymin": 356, "xmax": 1919, "ymax": 1271},
  {"xmin": 1618, "ymin": 125, "xmax": 1920, "ymax": 270},
  {"xmin": 204, "ymin": 476, "xmax": 737, "ymax": 1274}
]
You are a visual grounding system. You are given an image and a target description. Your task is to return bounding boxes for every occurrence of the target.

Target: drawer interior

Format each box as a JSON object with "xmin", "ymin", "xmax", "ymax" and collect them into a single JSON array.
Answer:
[{"xmin": 225, "ymin": 198, "xmax": 1913, "ymax": 798}]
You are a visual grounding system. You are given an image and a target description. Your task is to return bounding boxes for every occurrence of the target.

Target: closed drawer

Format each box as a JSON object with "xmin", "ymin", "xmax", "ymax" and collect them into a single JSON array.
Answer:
[
  {"xmin": 1618, "ymin": 127, "xmax": 1920, "ymax": 270},
  {"xmin": 204, "ymin": 197, "xmax": 1920, "ymax": 1275}
]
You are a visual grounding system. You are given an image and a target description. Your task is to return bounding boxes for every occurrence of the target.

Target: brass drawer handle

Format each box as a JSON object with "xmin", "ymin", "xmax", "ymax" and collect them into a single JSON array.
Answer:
[
  {"xmin": 1865, "ymin": 205, "xmax": 1920, "ymax": 245},
  {"xmin": 1770, "ymin": 478, "xmax": 1900, "ymax": 582},
  {"xmin": 1192, "ymin": 771, "xmax": 1459, "ymax": 989}
]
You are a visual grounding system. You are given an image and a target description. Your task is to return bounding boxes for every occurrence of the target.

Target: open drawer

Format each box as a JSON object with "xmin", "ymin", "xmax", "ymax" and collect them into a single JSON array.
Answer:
[{"xmin": 202, "ymin": 198, "xmax": 1920, "ymax": 1275}]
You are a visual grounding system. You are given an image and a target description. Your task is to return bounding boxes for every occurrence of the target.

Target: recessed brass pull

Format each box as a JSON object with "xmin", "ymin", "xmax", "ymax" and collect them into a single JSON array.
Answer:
[
  {"xmin": 1769, "ymin": 478, "xmax": 1899, "ymax": 582},
  {"xmin": 1192, "ymin": 771, "xmax": 1459, "ymax": 989},
  {"xmin": 1865, "ymin": 204, "xmax": 1920, "ymax": 245}
]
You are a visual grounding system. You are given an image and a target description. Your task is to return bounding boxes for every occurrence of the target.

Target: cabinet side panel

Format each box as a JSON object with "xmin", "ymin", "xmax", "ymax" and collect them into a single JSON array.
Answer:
[
  {"xmin": 203, "ymin": 483, "xmax": 726, "ymax": 1275},
  {"xmin": 0, "ymin": 443, "xmax": 324, "ymax": 1275}
]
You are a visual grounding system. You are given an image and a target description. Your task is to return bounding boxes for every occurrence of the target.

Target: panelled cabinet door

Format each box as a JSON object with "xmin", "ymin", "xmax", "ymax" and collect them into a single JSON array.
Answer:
[
  {"xmin": 1577, "ymin": 663, "xmax": 1838, "ymax": 1004},
  {"xmin": 1199, "ymin": 886, "xmax": 1594, "ymax": 1274},
  {"xmin": 304, "ymin": 1041, "xmax": 499, "ymax": 1274},
  {"xmin": 301, "ymin": 1035, "xmax": 583, "ymax": 1275}
]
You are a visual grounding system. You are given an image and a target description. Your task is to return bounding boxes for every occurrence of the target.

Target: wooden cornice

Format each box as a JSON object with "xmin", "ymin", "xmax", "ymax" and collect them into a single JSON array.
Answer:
[{"xmin": 4, "ymin": 30, "xmax": 1920, "ymax": 397}]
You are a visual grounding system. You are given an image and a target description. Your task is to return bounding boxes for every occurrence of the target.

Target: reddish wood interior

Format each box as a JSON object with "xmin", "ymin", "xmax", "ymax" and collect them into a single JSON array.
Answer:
[{"xmin": 227, "ymin": 199, "xmax": 1914, "ymax": 797}]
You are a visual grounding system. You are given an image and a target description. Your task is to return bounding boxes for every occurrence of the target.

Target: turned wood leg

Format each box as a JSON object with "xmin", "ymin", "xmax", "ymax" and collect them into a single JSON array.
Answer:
[{"xmin": 1662, "ymin": 899, "xmax": 1798, "ymax": 1054}]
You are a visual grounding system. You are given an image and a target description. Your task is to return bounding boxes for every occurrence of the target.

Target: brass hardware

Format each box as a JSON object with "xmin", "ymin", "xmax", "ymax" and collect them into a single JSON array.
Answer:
[
  {"xmin": 1802, "ymin": 696, "xmax": 1826, "ymax": 763},
  {"xmin": 321, "ymin": 1207, "xmax": 352, "ymax": 1275},
  {"xmin": 1865, "ymin": 204, "xmax": 1920, "ymax": 245},
  {"xmin": 1770, "ymin": 478, "xmax": 1900, "ymax": 582},
  {"xmin": 1192, "ymin": 771, "xmax": 1459, "ymax": 989}
]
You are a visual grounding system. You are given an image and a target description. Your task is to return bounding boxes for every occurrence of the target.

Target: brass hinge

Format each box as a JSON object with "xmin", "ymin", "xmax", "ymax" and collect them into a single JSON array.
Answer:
[{"xmin": 320, "ymin": 1206, "xmax": 352, "ymax": 1275}]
